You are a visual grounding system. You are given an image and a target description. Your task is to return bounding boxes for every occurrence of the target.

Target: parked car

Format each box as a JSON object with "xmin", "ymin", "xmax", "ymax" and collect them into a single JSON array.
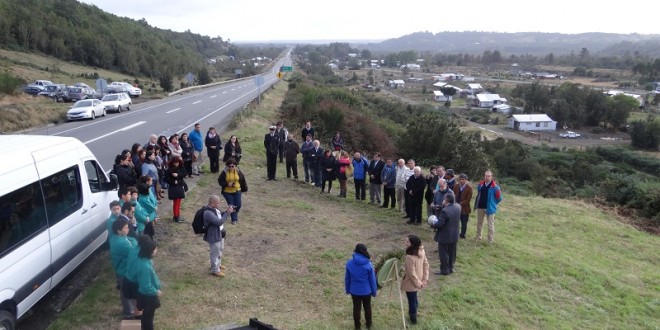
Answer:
[
  {"xmin": 23, "ymin": 80, "xmax": 55, "ymax": 96},
  {"xmin": 23, "ymin": 85, "xmax": 44, "ymax": 96},
  {"xmin": 105, "ymin": 84, "xmax": 131, "ymax": 96},
  {"xmin": 110, "ymin": 82, "xmax": 141, "ymax": 97},
  {"xmin": 559, "ymin": 131, "xmax": 581, "ymax": 138},
  {"xmin": 63, "ymin": 86, "xmax": 88, "ymax": 102},
  {"xmin": 67, "ymin": 99, "xmax": 105, "ymax": 121},
  {"xmin": 73, "ymin": 82, "xmax": 96, "ymax": 99},
  {"xmin": 101, "ymin": 93, "xmax": 132, "ymax": 113},
  {"xmin": 37, "ymin": 84, "xmax": 67, "ymax": 102}
]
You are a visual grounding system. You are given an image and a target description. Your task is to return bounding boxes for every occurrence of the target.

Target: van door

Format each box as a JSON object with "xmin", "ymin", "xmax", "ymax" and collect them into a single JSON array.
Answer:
[{"xmin": 82, "ymin": 159, "xmax": 112, "ymax": 249}]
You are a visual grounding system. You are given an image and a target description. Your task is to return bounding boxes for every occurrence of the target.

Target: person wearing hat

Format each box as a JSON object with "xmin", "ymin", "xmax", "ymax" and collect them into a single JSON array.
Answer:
[
  {"xmin": 264, "ymin": 125, "xmax": 280, "ymax": 180},
  {"xmin": 345, "ymin": 243, "xmax": 377, "ymax": 330},
  {"xmin": 445, "ymin": 169, "xmax": 456, "ymax": 190}
]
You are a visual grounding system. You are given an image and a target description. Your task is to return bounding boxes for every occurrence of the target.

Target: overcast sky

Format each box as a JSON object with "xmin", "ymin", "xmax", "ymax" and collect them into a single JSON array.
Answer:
[{"xmin": 80, "ymin": 0, "xmax": 657, "ymax": 42}]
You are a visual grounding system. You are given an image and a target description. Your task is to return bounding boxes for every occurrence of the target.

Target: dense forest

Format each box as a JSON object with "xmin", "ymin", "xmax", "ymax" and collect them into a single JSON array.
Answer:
[{"xmin": 0, "ymin": 0, "xmax": 234, "ymax": 78}]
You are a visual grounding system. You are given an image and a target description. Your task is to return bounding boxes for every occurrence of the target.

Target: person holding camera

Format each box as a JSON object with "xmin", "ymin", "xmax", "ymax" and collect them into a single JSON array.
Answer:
[
  {"xmin": 203, "ymin": 195, "xmax": 234, "ymax": 277},
  {"xmin": 217, "ymin": 157, "xmax": 248, "ymax": 225}
]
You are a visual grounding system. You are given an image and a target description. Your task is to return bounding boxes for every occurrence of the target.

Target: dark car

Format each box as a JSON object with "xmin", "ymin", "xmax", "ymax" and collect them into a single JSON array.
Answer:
[
  {"xmin": 23, "ymin": 86, "xmax": 44, "ymax": 96},
  {"xmin": 63, "ymin": 86, "xmax": 88, "ymax": 102},
  {"xmin": 37, "ymin": 84, "xmax": 67, "ymax": 102},
  {"xmin": 73, "ymin": 82, "xmax": 96, "ymax": 98}
]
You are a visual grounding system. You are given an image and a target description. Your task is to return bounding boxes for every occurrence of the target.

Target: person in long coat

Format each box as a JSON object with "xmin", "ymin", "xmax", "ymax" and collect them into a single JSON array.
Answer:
[
  {"xmin": 320, "ymin": 149, "xmax": 336, "ymax": 194},
  {"xmin": 165, "ymin": 156, "xmax": 187, "ymax": 223}
]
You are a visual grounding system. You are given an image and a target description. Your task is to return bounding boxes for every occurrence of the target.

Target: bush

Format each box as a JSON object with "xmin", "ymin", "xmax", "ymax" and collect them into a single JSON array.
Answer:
[{"xmin": 0, "ymin": 71, "xmax": 25, "ymax": 95}]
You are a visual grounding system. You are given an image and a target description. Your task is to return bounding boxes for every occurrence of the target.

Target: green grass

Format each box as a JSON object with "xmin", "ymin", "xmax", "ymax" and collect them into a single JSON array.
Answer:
[{"xmin": 49, "ymin": 77, "xmax": 660, "ymax": 330}]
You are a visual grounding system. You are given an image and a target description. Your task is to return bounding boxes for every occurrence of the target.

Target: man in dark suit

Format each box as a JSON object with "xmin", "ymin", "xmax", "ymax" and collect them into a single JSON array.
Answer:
[
  {"xmin": 309, "ymin": 140, "xmax": 324, "ymax": 187},
  {"xmin": 367, "ymin": 153, "xmax": 384, "ymax": 205},
  {"xmin": 432, "ymin": 193, "xmax": 461, "ymax": 275},
  {"xmin": 264, "ymin": 126, "xmax": 280, "ymax": 180}
]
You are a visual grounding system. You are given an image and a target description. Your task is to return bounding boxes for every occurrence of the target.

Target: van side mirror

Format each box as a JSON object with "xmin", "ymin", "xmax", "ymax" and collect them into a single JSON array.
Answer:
[{"xmin": 103, "ymin": 174, "xmax": 119, "ymax": 191}]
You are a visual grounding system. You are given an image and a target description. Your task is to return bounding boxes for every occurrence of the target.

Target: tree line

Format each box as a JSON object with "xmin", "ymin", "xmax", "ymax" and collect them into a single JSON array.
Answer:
[{"xmin": 0, "ymin": 0, "xmax": 234, "ymax": 79}]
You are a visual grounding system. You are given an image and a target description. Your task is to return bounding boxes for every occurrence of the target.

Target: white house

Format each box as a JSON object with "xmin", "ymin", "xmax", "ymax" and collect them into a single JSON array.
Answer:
[
  {"xmin": 508, "ymin": 114, "xmax": 557, "ymax": 131},
  {"xmin": 388, "ymin": 80, "xmax": 406, "ymax": 88},
  {"xmin": 472, "ymin": 93, "xmax": 507, "ymax": 108},
  {"xmin": 605, "ymin": 90, "xmax": 645, "ymax": 107},
  {"xmin": 433, "ymin": 91, "xmax": 453, "ymax": 102},
  {"xmin": 492, "ymin": 104, "xmax": 511, "ymax": 114},
  {"xmin": 400, "ymin": 64, "xmax": 421, "ymax": 70},
  {"xmin": 465, "ymin": 83, "xmax": 483, "ymax": 95},
  {"xmin": 433, "ymin": 73, "xmax": 464, "ymax": 81}
]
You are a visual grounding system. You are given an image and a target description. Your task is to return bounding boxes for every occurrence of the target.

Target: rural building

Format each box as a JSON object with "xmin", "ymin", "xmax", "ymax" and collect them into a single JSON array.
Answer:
[
  {"xmin": 400, "ymin": 64, "xmax": 421, "ymax": 70},
  {"xmin": 605, "ymin": 90, "xmax": 645, "ymax": 107},
  {"xmin": 433, "ymin": 73, "xmax": 464, "ymax": 81},
  {"xmin": 471, "ymin": 93, "xmax": 507, "ymax": 108},
  {"xmin": 433, "ymin": 91, "xmax": 453, "ymax": 102},
  {"xmin": 465, "ymin": 83, "xmax": 483, "ymax": 95},
  {"xmin": 388, "ymin": 80, "xmax": 405, "ymax": 88},
  {"xmin": 491, "ymin": 104, "xmax": 511, "ymax": 114},
  {"xmin": 508, "ymin": 114, "xmax": 557, "ymax": 131}
]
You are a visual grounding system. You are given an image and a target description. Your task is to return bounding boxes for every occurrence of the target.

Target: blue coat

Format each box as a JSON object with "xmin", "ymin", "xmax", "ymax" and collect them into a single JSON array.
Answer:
[
  {"xmin": 351, "ymin": 158, "xmax": 369, "ymax": 180},
  {"xmin": 381, "ymin": 163, "xmax": 396, "ymax": 186},
  {"xmin": 189, "ymin": 129, "xmax": 204, "ymax": 151},
  {"xmin": 474, "ymin": 180, "xmax": 502, "ymax": 215},
  {"xmin": 345, "ymin": 253, "xmax": 377, "ymax": 297}
]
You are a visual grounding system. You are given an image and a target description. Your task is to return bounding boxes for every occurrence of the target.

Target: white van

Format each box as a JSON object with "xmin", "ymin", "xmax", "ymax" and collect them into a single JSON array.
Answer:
[{"xmin": 0, "ymin": 135, "xmax": 117, "ymax": 329}]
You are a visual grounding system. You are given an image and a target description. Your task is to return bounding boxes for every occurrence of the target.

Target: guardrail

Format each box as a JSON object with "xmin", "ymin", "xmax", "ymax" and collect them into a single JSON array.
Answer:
[{"xmin": 167, "ymin": 76, "xmax": 253, "ymax": 97}]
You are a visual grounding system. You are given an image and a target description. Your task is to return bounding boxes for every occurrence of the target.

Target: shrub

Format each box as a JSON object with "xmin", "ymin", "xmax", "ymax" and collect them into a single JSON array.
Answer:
[{"xmin": 0, "ymin": 71, "xmax": 25, "ymax": 95}]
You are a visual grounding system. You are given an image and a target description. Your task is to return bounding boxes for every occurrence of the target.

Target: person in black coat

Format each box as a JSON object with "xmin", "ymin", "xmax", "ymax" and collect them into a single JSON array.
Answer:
[
  {"xmin": 264, "ymin": 126, "xmax": 280, "ymax": 180},
  {"xmin": 223, "ymin": 135, "xmax": 243, "ymax": 165},
  {"xmin": 367, "ymin": 153, "xmax": 384, "ymax": 205},
  {"xmin": 205, "ymin": 127, "xmax": 223, "ymax": 173},
  {"xmin": 309, "ymin": 140, "xmax": 324, "ymax": 187},
  {"xmin": 180, "ymin": 133, "xmax": 195, "ymax": 179},
  {"xmin": 165, "ymin": 156, "xmax": 188, "ymax": 223},
  {"xmin": 320, "ymin": 150, "xmax": 336, "ymax": 193},
  {"xmin": 431, "ymin": 193, "xmax": 461, "ymax": 275},
  {"xmin": 405, "ymin": 167, "xmax": 426, "ymax": 225},
  {"xmin": 112, "ymin": 153, "xmax": 137, "ymax": 188}
]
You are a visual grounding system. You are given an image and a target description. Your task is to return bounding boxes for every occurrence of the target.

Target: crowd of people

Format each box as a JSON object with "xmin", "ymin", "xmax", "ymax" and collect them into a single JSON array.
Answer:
[
  {"xmin": 104, "ymin": 118, "xmax": 502, "ymax": 328},
  {"xmin": 259, "ymin": 121, "xmax": 502, "ymax": 328}
]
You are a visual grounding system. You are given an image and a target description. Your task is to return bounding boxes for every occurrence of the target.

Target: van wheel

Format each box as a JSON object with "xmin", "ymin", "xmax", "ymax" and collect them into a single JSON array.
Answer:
[
  {"xmin": 117, "ymin": 106, "xmax": 122, "ymax": 113},
  {"xmin": 127, "ymin": 104, "xmax": 131, "ymax": 110},
  {"xmin": 0, "ymin": 310, "xmax": 16, "ymax": 330}
]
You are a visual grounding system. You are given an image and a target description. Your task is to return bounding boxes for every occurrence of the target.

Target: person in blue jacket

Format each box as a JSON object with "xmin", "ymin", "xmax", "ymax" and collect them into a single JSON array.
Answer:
[
  {"xmin": 189, "ymin": 122, "xmax": 204, "ymax": 175},
  {"xmin": 133, "ymin": 236, "xmax": 161, "ymax": 330},
  {"xmin": 345, "ymin": 243, "xmax": 377, "ymax": 330},
  {"xmin": 351, "ymin": 152, "xmax": 370, "ymax": 201}
]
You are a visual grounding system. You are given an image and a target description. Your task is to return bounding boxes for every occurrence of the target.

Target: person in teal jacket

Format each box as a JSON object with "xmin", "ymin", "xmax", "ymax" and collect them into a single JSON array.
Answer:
[
  {"xmin": 134, "ymin": 236, "xmax": 161, "ymax": 330},
  {"xmin": 106, "ymin": 200, "xmax": 121, "ymax": 240},
  {"xmin": 110, "ymin": 218, "xmax": 139, "ymax": 320},
  {"xmin": 137, "ymin": 180, "xmax": 158, "ymax": 238},
  {"xmin": 130, "ymin": 186, "xmax": 150, "ymax": 236}
]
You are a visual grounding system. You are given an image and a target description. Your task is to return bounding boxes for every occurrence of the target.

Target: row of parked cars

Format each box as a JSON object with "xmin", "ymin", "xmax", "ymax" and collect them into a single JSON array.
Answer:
[{"xmin": 23, "ymin": 80, "xmax": 140, "ymax": 121}]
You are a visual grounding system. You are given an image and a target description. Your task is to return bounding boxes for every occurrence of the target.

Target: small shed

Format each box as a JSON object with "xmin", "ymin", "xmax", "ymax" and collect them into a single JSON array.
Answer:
[
  {"xmin": 473, "ymin": 93, "xmax": 506, "ymax": 108},
  {"xmin": 508, "ymin": 114, "xmax": 557, "ymax": 131},
  {"xmin": 433, "ymin": 91, "xmax": 453, "ymax": 102},
  {"xmin": 388, "ymin": 80, "xmax": 405, "ymax": 88}
]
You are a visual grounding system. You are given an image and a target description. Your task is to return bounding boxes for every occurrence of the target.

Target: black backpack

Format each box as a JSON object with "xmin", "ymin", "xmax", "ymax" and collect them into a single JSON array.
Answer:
[{"xmin": 192, "ymin": 206, "xmax": 211, "ymax": 234}]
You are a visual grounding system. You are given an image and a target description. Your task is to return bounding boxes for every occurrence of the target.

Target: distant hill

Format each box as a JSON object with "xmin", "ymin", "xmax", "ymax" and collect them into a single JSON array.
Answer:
[
  {"xmin": 359, "ymin": 31, "xmax": 660, "ymax": 56},
  {"xmin": 0, "ymin": 0, "xmax": 234, "ymax": 78}
]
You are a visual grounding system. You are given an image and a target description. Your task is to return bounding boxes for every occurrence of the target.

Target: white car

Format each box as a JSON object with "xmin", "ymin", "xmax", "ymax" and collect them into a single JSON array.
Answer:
[
  {"xmin": 559, "ymin": 131, "xmax": 581, "ymax": 138},
  {"xmin": 110, "ymin": 82, "xmax": 142, "ymax": 97},
  {"xmin": 67, "ymin": 99, "xmax": 105, "ymax": 121},
  {"xmin": 101, "ymin": 93, "xmax": 132, "ymax": 113}
]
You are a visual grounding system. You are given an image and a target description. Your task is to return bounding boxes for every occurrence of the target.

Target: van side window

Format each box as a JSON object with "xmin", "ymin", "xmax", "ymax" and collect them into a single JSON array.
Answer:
[
  {"xmin": 0, "ymin": 181, "xmax": 46, "ymax": 257},
  {"xmin": 42, "ymin": 166, "xmax": 83, "ymax": 226},
  {"xmin": 84, "ymin": 160, "xmax": 108, "ymax": 193}
]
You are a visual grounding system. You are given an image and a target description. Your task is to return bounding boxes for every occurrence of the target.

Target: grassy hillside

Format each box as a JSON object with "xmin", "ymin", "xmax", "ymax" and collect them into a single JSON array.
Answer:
[{"xmin": 48, "ymin": 81, "xmax": 659, "ymax": 330}]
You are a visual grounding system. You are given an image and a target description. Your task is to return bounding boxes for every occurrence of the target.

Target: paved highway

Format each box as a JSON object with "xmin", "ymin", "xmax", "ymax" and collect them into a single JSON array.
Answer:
[{"xmin": 29, "ymin": 54, "xmax": 291, "ymax": 171}]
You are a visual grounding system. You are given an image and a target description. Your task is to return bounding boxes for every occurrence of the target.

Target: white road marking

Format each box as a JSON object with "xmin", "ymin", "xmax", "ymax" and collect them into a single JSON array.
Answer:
[
  {"xmin": 210, "ymin": 95, "xmax": 217, "ymax": 98},
  {"xmin": 192, "ymin": 100, "xmax": 201, "ymax": 104},
  {"xmin": 222, "ymin": 91, "xmax": 227, "ymax": 94},
  {"xmin": 84, "ymin": 121, "xmax": 146, "ymax": 144},
  {"xmin": 166, "ymin": 108, "xmax": 181, "ymax": 113}
]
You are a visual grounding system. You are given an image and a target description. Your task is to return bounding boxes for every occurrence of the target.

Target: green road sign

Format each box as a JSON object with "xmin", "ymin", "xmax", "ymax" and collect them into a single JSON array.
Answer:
[{"xmin": 282, "ymin": 66, "xmax": 293, "ymax": 72}]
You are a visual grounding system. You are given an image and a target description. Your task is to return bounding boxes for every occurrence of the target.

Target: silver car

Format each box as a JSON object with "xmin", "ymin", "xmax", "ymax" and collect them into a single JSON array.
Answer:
[
  {"xmin": 67, "ymin": 99, "xmax": 106, "ymax": 121},
  {"xmin": 101, "ymin": 93, "xmax": 132, "ymax": 113}
]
